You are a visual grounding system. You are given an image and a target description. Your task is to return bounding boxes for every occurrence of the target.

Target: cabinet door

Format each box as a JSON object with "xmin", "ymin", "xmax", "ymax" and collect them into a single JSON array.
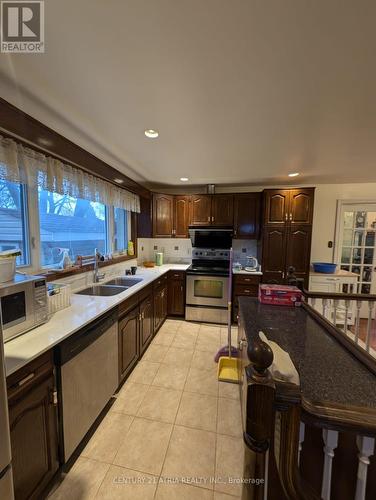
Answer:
[
  {"xmin": 289, "ymin": 188, "xmax": 314, "ymax": 225},
  {"xmin": 190, "ymin": 195, "xmax": 212, "ymax": 225},
  {"xmin": 174, "ymin": 196, "xmax": 190, "ymax": 237},
  {"xmin": 285, "ymin": 225, "xmax": 312, "ymax": 286},
  {"xmin": 168, "ymin": 275, "xmax": 185, "ymax": 316},
  {"xmin": 262, "ymin": 226, "xmax": 287, "ymax": 284},
  {"xmin": 263, "ymin": 189, "xmax": 290, "ymax": 225},
  {"xmin": 140, "ymin": 295, "xmax": 153, "ymax": 354},
  {"xmin": 233, "ymin": 193, "xmax": 261, "ymax": 239},
  {"xmin": 161, "ymin": 285, "xmax": 168, "ymax": 322},
  {"xmin": 118, "ymin": 306, "xmax": 140, "ymax": 382},
  {"xmin": 212, "ymin": 195, "xmax": 234, "ymax": 226},
  {"xmin": 153, "ymin": 194, "xmax": 174, "ymax": 237},
  {"xmin": 8, "ymin": 374, "xmax": 59, "ymax": 500},
  {"xmin": 153, "ymin": 288, "xmax": 162, "ymax": 332}
]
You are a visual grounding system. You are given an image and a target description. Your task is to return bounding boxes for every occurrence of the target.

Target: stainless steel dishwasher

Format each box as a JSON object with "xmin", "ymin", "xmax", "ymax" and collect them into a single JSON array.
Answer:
[{"xmin": 55, "ymin": 310, "xmax": 118, "ymax": 462}]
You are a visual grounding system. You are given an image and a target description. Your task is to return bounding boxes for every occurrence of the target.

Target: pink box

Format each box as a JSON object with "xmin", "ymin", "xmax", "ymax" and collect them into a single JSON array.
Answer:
[{"xmin": 258, "ymin": 284, "xmax": 302, "ymax": 307}]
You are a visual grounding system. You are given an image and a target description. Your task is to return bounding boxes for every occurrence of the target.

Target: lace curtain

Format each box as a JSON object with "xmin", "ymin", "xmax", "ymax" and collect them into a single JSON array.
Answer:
[{"xmin": 0, "ymin": 135, "xmax": 140, "ymax": 212}]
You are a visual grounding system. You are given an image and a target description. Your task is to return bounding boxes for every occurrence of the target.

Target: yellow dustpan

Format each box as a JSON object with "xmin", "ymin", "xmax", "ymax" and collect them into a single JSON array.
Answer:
[{"xmin": 217, "ymin": 248, "xmax": 240, "ymax": 384}]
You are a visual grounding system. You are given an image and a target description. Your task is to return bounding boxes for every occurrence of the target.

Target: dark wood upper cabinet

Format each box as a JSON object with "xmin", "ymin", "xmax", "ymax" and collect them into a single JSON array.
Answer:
[
  {"xmin": 118, "ymin": 306, "xmax": 140, "ymax": 382},
  {"xmin": 263, "ymin": 189, "xmax": 291, "ymax": 225},
  {"xmin": 233, "ymin": 193, "xmax": 261, "ymax": 239},
  {"xmin": 262, "ymin": 226, "xmax": 287, "ymax": 284},
  {"xmin": 152, "ymin": 194, "xmax": 174, "ymax": 237},
  {"xmin": 289, "ymin": 188, "xmax": 315, "ymax": 225},
  {"xmin": 190, "ymin": 195, "xmax": 212, "ymax": 225},
  {"xmin": 7, "ymin": 352, "xmax": 59, "ymax": 500},
  {"xmin": 211, "ymin": 194, "xmax": 234, "ymax": 226},
  {"xmin": 174, "ymin": 196, "xmax": 190, "ymax": 237}
]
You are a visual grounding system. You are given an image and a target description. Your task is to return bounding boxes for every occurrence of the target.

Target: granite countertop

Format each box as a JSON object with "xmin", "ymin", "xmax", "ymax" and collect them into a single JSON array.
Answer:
[
  {"xmin": 238, "ymin": 297, "xmax": 376, "ymax": 410},
  {"xmin": 4, "ymin": 264, "xmax": 189, "ymax": 377}
]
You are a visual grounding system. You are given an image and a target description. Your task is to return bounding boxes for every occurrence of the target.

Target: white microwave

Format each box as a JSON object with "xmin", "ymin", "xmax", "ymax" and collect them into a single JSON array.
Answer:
[{"xmin": 0, "ymin": 275, "xmax": 48, "ymax": 342}]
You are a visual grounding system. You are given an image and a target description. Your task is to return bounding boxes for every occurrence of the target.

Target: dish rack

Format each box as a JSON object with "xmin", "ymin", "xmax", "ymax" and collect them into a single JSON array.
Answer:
[{"xmin": 48, "ymin": 283, "xmax": 71, "ymax": 315}]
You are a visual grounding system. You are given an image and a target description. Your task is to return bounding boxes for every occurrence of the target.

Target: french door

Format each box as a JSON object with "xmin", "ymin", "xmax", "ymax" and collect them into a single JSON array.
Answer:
[{"xmin": 336, "ymin": 203, "xmax": 376, "ymax": 303}]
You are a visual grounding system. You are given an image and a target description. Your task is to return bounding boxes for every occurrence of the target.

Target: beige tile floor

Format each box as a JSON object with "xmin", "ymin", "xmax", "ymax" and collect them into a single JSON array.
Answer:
[{"xmin": 49, "ymin": 320, "xmax": 243, "ymax": 500}]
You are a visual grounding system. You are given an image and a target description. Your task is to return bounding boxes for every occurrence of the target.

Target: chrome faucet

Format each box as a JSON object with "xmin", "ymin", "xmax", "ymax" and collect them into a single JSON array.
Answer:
[{"xmin": 93, "ymin": 248, "xmax": 106, "ymax": 282}]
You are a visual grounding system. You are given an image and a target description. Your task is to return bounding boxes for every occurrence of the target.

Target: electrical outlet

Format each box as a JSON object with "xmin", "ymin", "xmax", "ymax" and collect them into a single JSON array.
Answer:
[
  {"xmin": 242, "ymin": 248, "xmax": 247, "ymax": 253},
  {"xmin": 174, "ymin": 246, "xmax": 179, "ymax": 251},
  {"xmin": 153, "ymin": 245, "xmax": 158, "ymax": 250}
]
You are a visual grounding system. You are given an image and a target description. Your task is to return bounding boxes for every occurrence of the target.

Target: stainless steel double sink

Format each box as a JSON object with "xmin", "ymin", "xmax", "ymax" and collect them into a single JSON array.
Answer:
[{"xmin": 75, "ymin": 277, "xmax": 143, "ymax": 296}]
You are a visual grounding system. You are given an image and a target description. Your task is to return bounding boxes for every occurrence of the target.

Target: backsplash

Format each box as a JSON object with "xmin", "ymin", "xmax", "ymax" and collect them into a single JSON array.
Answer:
[
  {"xmin": 138, "ymin": 238, "xmax": 192, "ymax": 264},
  {"xmin": 232, "ymin": 240, "xmax": 258, "ymax": 267},
  {"xmin": 137, "ymin": 238, "xmax": 257, "ymax": 267}
]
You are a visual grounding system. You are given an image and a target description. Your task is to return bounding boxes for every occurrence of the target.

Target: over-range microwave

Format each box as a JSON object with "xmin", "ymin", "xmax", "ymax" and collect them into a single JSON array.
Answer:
[
  {"xmin": 188, "ymin": 227, "xmax": 233, "ymax": 249},
  {"xmin": 0, "ymin": 274, "xmax": 48, "ymax": 342}
]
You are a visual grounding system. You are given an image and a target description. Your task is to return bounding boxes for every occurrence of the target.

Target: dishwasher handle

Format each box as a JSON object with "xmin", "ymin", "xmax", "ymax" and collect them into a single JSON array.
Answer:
[{"xmin": 56, "ymin": 309, "xmax": 117, "ymax": 365}]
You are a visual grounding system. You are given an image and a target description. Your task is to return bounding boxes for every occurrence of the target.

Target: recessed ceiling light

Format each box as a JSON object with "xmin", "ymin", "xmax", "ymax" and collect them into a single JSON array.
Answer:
[
  {"xmin": 114, "ymin": 178, "xmax": 124, "ymax": 184},
  {"xmin": 288, "ymin": 172, "xmax": 300, "ymax": 177},
  {"xmin": 144, "ymin": 129, "xmax": 159, "ymax": 138},
  {"xmin": 180, "ymin": 177, "xmax": 189, "ymax": 182}
]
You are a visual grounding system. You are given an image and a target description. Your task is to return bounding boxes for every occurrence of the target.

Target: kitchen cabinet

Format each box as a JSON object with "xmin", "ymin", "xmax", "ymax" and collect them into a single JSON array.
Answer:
[
  {"xmin": 174, "ymin": 195, "xmax": 191, "ymax": 237},
  {"xmin": 263, "ymin": 188, "xmax": 314, "ymax": 226},
  {"xmin": 233, "ymin": 193, "xmax": 261, "ymax": 239},
  {"xmin": 7, "ymin": 351, "xmax": 59, "ymax": 500},
  {"xmin": 190, "ymin": 195, "xmax": 212, "ymax": 225},
  {"xmin": 168, "ymin": 271, "xmax": 186, "ymax": 316},
  {"xmin": 262, "ymin": 188, "xmax": 315, "ymax": 286},
  {"xmin": 154, "ymin": 284, "xmax": 167, "ymax": 332},
  {"xmin": 190, "ymin": 194, "xmax": 234, "ymax": 226},
  {"xmin": 152, "ymin": 193, "xmax": 174, "ymax": 237},
  {"xmin": 152, "ymin": 194, "xmax": 190, "ymax": 237},
  {"xmin": 118, "ymin": 305, "xmax": 140, "ymax": 383},
  {"xmin": 139, "ymin": 293, "xmax": 154, "ymax": 354},
  {"xmin": 232, "ymin": 274, "xmax": 261, "ymax": 322}
]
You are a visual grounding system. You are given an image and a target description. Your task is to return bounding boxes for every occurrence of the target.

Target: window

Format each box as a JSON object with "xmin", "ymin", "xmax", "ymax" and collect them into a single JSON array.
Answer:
[
  {"xmin": 114, "ymin": 207, "xmax": 129, "ymax": 252},
  {"xmin": 0, "ymin": 180, "xmax": 29, "ymax": 266},
  {"xmin": 38, "ymin": 189, "xmax": 107, "ymax": 267}
]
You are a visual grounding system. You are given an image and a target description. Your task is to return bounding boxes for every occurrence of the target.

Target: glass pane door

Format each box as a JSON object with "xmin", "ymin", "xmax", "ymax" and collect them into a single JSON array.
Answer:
[
  {"xmin": 338, "ymin": 207, "xmax": 376, "ymax": 296},
  {"xmin": 194, "ymin": 279, "xmax": 224, "ymax": 299}
]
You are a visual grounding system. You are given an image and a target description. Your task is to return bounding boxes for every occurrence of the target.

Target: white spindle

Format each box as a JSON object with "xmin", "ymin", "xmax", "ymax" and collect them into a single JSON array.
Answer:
[
  {"xmin": 298, "ymin": 422, "xmax": 305, "ymax": 467},
  {"xmin": 333, "ymin": 299, "xmax": 339, "ymax": 327},
  {"xmin": 311, "ymin": 297, "xmax": 316, "ymax": 309},
  {"xmin": 355, "ymin": 301, "xmax": 362, "ymax": 344},
  {"xmin": 355, "ymin": 435, "xmax": 375, "ymax": 500},
  {"xmin": 323, "ymin": 298, "xmax": 328, "ymax": 319},
  {"xmin": 321, "ymin": 429, "xmax": 338, "ymax": 500},
  {"xmin": 365, "ymin": 302, "xmax": 375, "ymax": 353},
  {"xmin": 343, "ymin": 299, "xmax": 350, "ymax": 333}
]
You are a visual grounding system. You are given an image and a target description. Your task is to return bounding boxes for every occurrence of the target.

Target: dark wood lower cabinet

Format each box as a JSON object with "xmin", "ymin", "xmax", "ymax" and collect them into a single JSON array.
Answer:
[
  {"xmin": 118, "ymin": 305, "xmax": 140, "ymax": 382},
  {"xmin": 140, "ymin": 294, "xmax": 154, "ymax": 354},
  {"xmin": 167, "ymin": 271, "xmax": 186, "ymax": 316},
  {"xmin": 7, "ymin": 352, "xmax": 59, "ymax": 500},
  {"xmin": 154, "ymin": 285, "xmax": 167, "ymax": 332},
  {"xmin": 232, "ymin": 274, "xmax": 261, "ymax": 322}
]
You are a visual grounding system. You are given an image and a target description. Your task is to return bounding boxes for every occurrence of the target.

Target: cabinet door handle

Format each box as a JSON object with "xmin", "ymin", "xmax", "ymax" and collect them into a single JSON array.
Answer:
[
  {"xmin": 282, "ymin": 271, "xmax": 285, "ymax": 279},
  {"xmin": 289, "ymin": 213, "xmax": 292, "ymax": 221},
  {"xmin": 207, "ymin": 216, "xmax": 210, "ymax": 222},
  {"xmin": 18, "ymin": 372, "xmax": 35, "ymax": 386},
  {"xmin": 244, "ymin": 289, "xmax": 250, "ymax": 293},
  {"xmin": 285, "ymin": 213, "xmax": 288, "ymax": 221},
  {"xmin": 51, "ymin": 389, "xmax": 58, "ymax": 406},
  {"xmin": 212, "ymin": 216, "xmax": 215, "ymax": 222}
]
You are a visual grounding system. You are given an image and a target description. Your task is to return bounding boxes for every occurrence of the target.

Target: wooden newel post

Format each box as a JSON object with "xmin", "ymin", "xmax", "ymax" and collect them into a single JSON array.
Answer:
[{"xmin": 242, "ymin": 337, "xmax": 275, "ymax": 500}]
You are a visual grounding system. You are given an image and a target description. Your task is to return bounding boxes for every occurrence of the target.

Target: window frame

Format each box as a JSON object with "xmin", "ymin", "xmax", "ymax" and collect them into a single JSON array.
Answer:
[{"xmin": 2, "ymin": 182, "xmax": 133, "ymax": 273}]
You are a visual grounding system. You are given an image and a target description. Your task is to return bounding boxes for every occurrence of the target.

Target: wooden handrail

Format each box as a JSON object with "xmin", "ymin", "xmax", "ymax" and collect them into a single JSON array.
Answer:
[{"xmin": 303, "ymin": 288, "xmax": 376, "ymax": 302}]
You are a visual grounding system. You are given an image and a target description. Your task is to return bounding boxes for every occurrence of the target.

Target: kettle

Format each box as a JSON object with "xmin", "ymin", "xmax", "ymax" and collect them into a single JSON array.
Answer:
[{"xmin": 244, "ymin": 256, "xmax": 258, "ymax": 272}]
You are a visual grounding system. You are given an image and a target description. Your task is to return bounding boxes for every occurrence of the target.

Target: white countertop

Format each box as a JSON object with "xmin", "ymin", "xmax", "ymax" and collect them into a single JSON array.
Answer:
[
  {"xmin": 232, "ymin": 268, "xmax": 263, "ymax": 275},
  {"xmin": 4, "ymin": 264, "xmax": 189, "ymax": 377},
  {"xmin": 309, "ymin": 269, "xmax": 359, "ymax": 278}
]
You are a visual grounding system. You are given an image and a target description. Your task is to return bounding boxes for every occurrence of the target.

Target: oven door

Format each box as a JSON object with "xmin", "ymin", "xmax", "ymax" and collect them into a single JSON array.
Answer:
[
  {"xmin": 0, "ymin": 283, "xmax": 35, "ymax": 342},
  {"xmin": 186, "ymin": 274, "xmax": 228, "ymax": 308}
]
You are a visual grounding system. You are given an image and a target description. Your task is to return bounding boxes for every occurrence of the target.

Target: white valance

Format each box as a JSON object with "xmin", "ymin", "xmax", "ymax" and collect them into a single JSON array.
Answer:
[{"xmin": 0, "ymin": 135, "xmax": 140, "ymax": 213}]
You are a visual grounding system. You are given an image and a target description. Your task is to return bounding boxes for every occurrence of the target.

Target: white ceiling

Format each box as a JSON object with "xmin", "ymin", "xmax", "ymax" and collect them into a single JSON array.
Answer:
[{"xmin": 1, "ymin": 0, "xmax": 376, "ymax": 187}]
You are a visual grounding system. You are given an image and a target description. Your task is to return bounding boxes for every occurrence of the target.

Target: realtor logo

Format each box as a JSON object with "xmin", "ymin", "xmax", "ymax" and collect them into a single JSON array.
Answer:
[{"xmin": 1, "ymin": 1, "xmax": 44, "ymax": 53}]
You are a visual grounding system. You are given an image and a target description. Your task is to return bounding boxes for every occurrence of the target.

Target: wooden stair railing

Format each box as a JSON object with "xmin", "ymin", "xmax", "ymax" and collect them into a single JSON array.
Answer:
[{"xmin": 238, "ymin": 304, "xmax": 376, "ymax": 500}]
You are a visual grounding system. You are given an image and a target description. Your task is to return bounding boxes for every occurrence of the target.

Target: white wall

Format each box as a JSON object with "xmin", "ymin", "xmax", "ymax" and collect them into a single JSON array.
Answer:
[{"xmin": 311, "ymin": 183, "xmax": 376, "ymax": 262}]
